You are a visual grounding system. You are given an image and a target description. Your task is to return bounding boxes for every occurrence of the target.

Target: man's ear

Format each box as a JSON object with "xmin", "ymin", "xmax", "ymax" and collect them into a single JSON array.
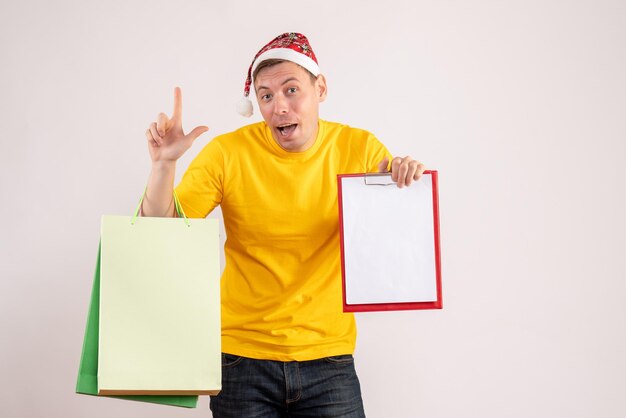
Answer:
[{"xmin": 316, "ymin": 74, "xmax": 328, "ymax": 102}]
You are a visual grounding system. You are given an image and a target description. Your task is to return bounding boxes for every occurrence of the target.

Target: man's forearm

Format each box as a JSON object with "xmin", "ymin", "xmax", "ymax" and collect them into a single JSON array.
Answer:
[{"xmin": 142, "ymin": 161, "xmax": 177, "ymax": 217}]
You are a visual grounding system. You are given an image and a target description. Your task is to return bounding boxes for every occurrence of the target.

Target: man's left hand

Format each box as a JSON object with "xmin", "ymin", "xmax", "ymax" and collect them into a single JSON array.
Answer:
[{"xmin": 377, "ymin": 156, "xmax": 426, "ymax": 188}]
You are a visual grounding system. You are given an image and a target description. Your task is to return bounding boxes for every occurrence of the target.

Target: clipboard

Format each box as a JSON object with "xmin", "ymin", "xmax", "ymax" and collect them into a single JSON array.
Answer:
[{"xmin": 337, "ymin": 170, "xmax": 442, "ymax": 312}]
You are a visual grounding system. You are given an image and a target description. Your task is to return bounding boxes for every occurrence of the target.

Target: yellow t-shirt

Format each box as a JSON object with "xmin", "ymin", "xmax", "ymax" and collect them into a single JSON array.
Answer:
[{"xmin": 175, "ymin": 119, "xmax": 391, "ymax": 361}]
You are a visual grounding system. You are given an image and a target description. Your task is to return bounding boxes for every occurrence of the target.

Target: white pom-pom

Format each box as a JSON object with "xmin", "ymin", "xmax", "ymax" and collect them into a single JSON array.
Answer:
[{"xmin": 236, "ymin": 96, "xmax": 253, "ymax": 117}]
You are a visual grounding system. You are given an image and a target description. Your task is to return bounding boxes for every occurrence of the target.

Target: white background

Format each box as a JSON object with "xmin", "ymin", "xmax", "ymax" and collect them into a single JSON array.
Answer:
[{"xmin": 1, "ymin": 1, "xmax": 625, "ymax": 417}]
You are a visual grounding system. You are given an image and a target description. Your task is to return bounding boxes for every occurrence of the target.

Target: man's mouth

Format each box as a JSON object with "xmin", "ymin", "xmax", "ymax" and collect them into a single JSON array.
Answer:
[{"xmin": 277, "ymin": 123, "xmax": 298, "ymax": 137}]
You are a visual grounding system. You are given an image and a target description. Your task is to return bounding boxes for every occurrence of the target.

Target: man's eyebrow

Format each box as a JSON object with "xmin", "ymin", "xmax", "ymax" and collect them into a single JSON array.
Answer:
[{"xmin": 256, "ymin": 77, "xmax": 301, "ymax": 93}]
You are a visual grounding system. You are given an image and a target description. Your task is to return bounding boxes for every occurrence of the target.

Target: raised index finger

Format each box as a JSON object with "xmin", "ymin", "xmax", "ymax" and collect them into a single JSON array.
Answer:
[{"xmin": 172, "ymin": 86, "xmax": 183, "ymax": 122}]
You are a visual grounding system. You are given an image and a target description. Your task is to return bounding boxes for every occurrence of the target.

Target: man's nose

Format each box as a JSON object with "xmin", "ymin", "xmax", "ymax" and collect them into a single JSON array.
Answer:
[{"xmin": 273, "ymin": 94, "xmax": 289, "ymax": 115}]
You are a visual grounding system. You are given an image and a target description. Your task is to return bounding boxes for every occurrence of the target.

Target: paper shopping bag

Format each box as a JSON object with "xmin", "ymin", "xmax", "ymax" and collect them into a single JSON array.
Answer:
[
  {"xmin": 97, "ymin": 200, "xmax": 221, "ymax": 395},
  {"xmin": 75, "ymin": 243, "xmax": 199, "ymax": 407}
]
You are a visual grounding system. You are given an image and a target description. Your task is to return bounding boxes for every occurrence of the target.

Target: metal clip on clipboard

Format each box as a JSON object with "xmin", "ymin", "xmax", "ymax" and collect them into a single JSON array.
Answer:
[{"xmin": 364, "ymin": 173, "xmax": 395, "ymax": 186}]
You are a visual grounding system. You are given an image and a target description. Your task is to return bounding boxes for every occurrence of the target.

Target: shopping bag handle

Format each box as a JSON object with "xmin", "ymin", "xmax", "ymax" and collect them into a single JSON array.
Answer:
[{"xmin": 131, "ymin": 188, "xmax": 190, "ymax": 227}]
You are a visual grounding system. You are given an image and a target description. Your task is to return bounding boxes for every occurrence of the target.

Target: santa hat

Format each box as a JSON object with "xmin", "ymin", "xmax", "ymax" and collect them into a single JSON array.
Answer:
[{"xmin": 237, "ymin": 32, "xmax": 320, "ymax": 117}]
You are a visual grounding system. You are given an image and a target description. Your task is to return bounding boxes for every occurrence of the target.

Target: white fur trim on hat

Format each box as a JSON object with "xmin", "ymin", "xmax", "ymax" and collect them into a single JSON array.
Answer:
[{"xmin": 251, "ymin": 48, "xmax": 321, "ymax": 83}]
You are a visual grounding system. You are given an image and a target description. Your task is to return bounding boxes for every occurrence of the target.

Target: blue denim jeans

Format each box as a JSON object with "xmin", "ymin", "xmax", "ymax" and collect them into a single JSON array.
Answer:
[{"xmin": 209, "ymin": 353, "xmax": 366, "ymax": 417}]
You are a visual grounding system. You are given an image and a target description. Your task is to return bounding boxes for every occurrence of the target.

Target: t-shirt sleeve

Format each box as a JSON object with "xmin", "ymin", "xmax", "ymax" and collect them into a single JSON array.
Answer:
[
  {"xmin": 364, "ymin": 133, "xmax": 393, "ymax": 173},
  {"xmin": 174, "ymin": 139, "xmax": 224, "ymax": 218}
]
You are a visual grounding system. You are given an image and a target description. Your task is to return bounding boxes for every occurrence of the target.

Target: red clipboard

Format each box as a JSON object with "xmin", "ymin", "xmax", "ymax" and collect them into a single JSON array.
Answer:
[{"xmin": 337, "ymin": 170, "xmax": 442, "ymax": 312}]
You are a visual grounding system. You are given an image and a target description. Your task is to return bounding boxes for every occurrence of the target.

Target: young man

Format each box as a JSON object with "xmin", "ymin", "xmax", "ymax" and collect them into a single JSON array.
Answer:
[{"xmin": 143, "ymin": 33, "xmax": 424, "ymax": 417}]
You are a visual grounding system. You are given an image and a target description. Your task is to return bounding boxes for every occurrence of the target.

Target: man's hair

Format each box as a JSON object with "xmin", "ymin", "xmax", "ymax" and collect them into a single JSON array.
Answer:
[{"xmin": 253, "ymin": 59, "xmax": 318, "ymax": 86}]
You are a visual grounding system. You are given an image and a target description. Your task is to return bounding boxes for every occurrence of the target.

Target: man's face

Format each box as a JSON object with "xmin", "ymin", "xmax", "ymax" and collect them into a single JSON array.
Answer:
[{"xmin": 254, "ymin": 61, "xmax": 327, "ymax": 152}]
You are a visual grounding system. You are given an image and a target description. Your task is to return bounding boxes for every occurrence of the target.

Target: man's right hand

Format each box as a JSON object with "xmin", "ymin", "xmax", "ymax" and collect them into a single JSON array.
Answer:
[{"xmin": 145, "ymin": 87, "xmax": 209, "ymax": 164}]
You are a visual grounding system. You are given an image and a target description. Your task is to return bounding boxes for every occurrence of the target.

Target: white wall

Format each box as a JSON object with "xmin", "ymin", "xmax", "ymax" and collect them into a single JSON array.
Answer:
[{"xmin": 1, "ymin": 0, "xmax": 625, "ymax": 417}]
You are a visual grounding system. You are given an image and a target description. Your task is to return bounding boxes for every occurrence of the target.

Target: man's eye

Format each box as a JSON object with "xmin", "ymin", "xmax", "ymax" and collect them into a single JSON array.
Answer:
[
  {"xmin": 287, "ymin": 87, "xmax": 297, "ymax": 94},
  {"xmin": 262, "ymin": 94, "xmax": 272, "ymax": 101}
]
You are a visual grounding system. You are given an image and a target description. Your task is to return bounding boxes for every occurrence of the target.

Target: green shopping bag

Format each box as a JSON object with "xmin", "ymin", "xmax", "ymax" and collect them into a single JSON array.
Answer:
[
  {"xmin": 76, "ymin": 191, "xmax": 221, "ymax": 403},
  {"xmin": 75, "ymin": 242, "xmax": 199, "ymax": 407}
]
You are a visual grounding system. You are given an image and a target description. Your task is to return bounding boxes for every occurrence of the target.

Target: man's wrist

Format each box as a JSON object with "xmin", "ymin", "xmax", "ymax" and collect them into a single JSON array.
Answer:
[{"xmin": 151, "ymin": 160, "xmax": 177, "ymax": 171}]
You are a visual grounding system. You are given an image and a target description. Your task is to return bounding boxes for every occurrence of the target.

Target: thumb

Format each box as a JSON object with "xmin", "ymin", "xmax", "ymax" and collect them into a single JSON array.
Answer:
[
  {"xmin": 187, "ymin": 126, "xmax": 209, "ymax": 141},
  {"xmin": 377, "ymin": 157, "xmax": 390, "ymax": 173}
]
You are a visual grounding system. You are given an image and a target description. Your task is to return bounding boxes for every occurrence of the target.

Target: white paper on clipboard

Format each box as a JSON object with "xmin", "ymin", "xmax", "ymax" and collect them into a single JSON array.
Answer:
[{"xmin": 339, "ymin": 172, "xmax": 438, "ymax": 305}]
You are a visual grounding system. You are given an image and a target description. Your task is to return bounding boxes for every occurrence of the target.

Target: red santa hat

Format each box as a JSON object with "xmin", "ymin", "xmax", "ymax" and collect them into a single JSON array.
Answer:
[{"xmin": 237, "ymin": 32, "xmax": 320, "ymax": 117}]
